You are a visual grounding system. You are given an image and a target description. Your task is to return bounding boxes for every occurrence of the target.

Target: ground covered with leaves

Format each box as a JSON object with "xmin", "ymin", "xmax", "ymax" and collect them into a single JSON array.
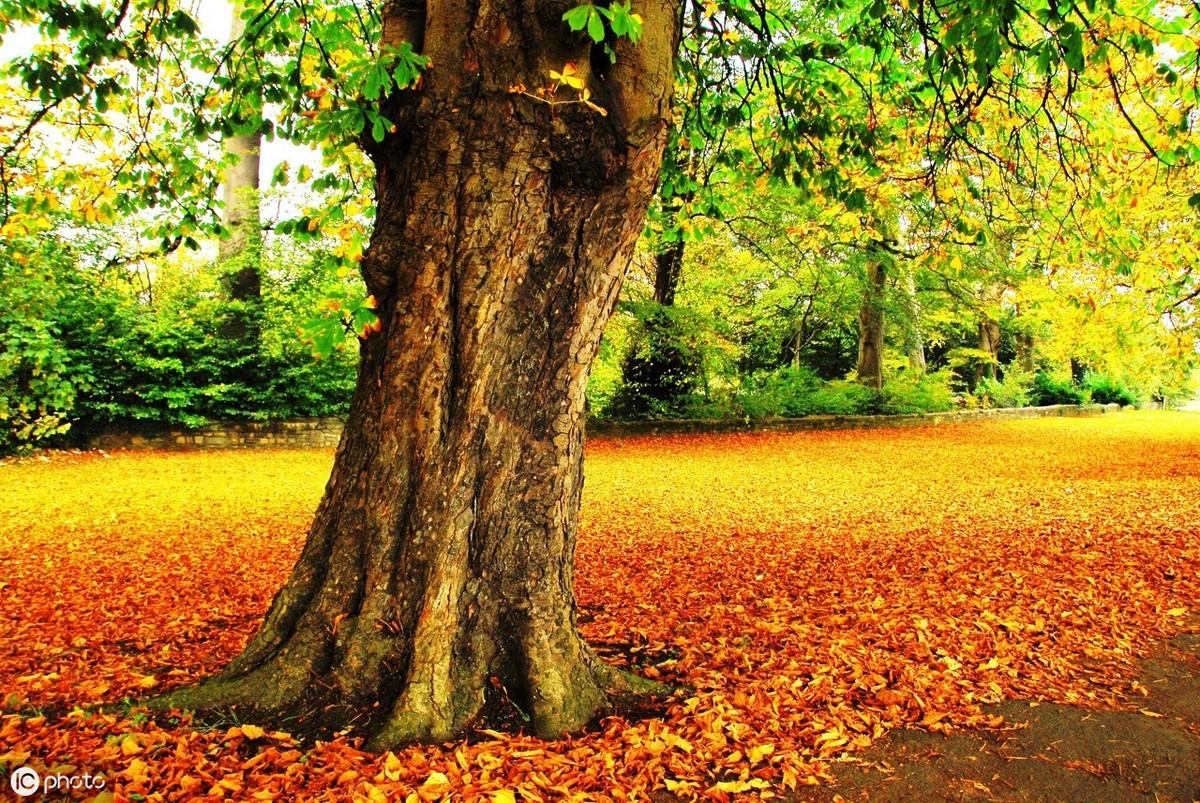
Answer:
[{"xmin": 1, "ymin": 412, "xmax": 1198, "ymax": 801}]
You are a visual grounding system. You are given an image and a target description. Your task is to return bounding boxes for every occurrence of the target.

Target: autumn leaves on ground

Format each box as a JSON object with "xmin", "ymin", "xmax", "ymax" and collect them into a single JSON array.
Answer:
[{"xmin": 1, "ymin": 412, "xmax": 1198, "ymax": 801}]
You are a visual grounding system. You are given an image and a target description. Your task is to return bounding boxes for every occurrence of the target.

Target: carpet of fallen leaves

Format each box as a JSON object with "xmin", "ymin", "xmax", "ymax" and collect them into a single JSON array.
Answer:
[{"xmin": 1, "ymin": 411, "xmax": 1198, "ymax": 801}]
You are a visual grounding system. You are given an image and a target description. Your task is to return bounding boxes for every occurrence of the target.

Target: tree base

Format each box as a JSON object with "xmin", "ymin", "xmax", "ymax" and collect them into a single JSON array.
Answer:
[{"xmin": 144, "ymin": 660, "xmax": 671, "ymax": 749}]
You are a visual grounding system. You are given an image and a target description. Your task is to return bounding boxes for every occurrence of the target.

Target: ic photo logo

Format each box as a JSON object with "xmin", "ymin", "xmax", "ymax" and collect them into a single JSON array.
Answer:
[
  {"xmin": 9, "ymin": 766, "xmax": 39, "ymax": 796},
  {"xmin": 8, "ymin": 765, "xmax": 107, "ymax": 797}
]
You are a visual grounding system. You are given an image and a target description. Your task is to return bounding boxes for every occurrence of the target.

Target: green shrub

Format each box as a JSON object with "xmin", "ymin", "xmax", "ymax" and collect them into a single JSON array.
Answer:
[
  {"xmin": 1, "ymin": 234, "xmax": 362, "ymax": 451},
  {"xmin": 1029, "ymin": 372, "xmax": 1085, "ymax": 406},
  {"xmin": 737, "ymin": 369, "xmax": 882, "ymax": 418},
  {"xmin": 736, "ymin": 366, "xmax": 820, "ymax": 418},
  {"xmin": 807, "ymin": 380, "xmax": 880, "ymax": 415},
  {"xmin": 1083, "ymin": 373, "xmax": 1137, "ymax": 406},
  {"xmin": 0, "ymin": 263, "xmax": 81, "ymax": 451},
  {"xmin": 975, "ymin": 369, "xmax": 1033, "ymax": 409},
  {"xmin": 881, "ymin": 371, "xmax": 956, "ymax": 414},
  {"xmin": 607, "ymin": 304, "xmax": 710, "ymax": 420}
]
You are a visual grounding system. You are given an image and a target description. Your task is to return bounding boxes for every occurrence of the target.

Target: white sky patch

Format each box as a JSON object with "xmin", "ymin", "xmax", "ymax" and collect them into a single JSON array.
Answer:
[{"xmin": 1, "ymin": 0, "xmax": 324, "ymax": 222}]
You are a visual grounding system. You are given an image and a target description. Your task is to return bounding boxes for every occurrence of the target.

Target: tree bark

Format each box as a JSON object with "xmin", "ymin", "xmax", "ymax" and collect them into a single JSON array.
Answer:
[
  {"xmin": 153, "ymin": 0, "xmax": 680, "ymax": 747},
  {"xmin": 218, "ymin": 0, "xmax": 263, "ymax": 344},
  {"xmin": 1015, "ymin": 331, "xmax": 1035, "ymax": 373},
  {"xmin": 653, "ymin": 239, "xmax": 684, "ymax": 306},
  {"xmin": 855, "ymin": 258, "xmax": 886, "ymax": 390},
  {"xmin": 977, "ymin": 318, "xmax": 1001, "ymax": 382},
  {"xmin": 901, "ymin": 270, "xmax": 925, "ymax": 376}
]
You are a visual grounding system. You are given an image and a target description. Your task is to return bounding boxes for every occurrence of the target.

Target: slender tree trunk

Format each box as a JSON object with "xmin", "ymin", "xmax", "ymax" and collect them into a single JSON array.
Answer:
[
  {"xmin": 154, "ymin": 1, "xmax": 680, "ymax": 747},
  {"xmin": 855, "ymin": 258, "xmax": 886, "ymax": 390},
  {"xmin": 653, "ymin": 239, "xmax": 684, "ymax": 306},
  {"xmin": 976, "ymin": 318, "xmax": 1001, "ymax": 382},
  {"xmin": 1015, "ymin": 331, "xmax": 1035, "ymax": 372},
  {"xmin": 901, "ymin": 270, "xmax": 925, "ymax": 375},
  {"xmin": 786, "ymin": 317, "xmax": 808, "ymax": 369},
  {"xmin": 218, "ymin": 0, "xmax": 263, "ymax": 344},
  {"xmin": 618, "ymin": 141, "xmax": 692, "ymax": 413}
]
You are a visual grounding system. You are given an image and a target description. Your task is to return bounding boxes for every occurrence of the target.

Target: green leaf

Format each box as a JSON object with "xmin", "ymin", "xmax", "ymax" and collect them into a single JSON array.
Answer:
[
  {"xmin": 562, "ymin": 5, "xmax": 594, "ymax": 31},
  {"xmin": 587, "ymin": 8, "xmax": 606, "ymax": 43}
]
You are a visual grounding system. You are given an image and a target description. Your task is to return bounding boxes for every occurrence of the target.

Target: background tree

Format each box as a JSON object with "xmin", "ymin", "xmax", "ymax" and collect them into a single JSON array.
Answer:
[{"xmin": 216, "ymin": 0, "xmax": 264, "ymax": 347}]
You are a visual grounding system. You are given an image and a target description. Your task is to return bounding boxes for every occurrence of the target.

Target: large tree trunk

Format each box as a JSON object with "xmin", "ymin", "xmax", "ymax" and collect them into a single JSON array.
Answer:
[
  {"xmin": 855, "ymin": 258, "xmax": 886, "ymax": 390},
  {"xmin": 155, "ymin": 1, "xmax": 680, "ymax": 746}
]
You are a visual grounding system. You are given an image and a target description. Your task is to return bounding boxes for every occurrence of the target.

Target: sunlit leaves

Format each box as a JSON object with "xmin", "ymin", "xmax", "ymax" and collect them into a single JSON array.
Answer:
[
  {"xmin": 563, "ymin": 2, "xmax": 644, "ymax": 52},
  {"xmin": 0, "ymin": 415, "xmax": 1198, "ymax": 796}
]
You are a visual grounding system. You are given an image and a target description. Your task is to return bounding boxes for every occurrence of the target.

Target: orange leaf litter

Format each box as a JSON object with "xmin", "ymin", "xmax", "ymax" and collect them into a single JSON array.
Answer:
[{"xmin": 0, "ymin": 412, "xmax": 1197, "ymax": 800}]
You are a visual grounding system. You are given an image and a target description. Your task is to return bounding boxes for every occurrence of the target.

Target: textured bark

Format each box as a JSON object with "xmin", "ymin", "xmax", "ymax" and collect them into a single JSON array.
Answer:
[
  {"xmin": 154, "ymin": 0, "xmax": 680, "ymax": 746},
  {"xmin": 653, "ymin": 240, "xmax": 684, "ymax": 306},
  {"xmin": 1015, "ymin": 331, "xmax": 1035, "ymax": 373},
  {"xmin": 901, "ymin": 271, "xmax": 925, "ymax": 376},
  {"xmin": 218, "ymin": 0, "xmax": 263, "ymax": 344},
  {"xmin": 855, "ymin": 259, "xmax": 886, "ymax": 390},
  {"xmin": 977, "ymin": 318, "xmax": 1001, "ymax": 382}
]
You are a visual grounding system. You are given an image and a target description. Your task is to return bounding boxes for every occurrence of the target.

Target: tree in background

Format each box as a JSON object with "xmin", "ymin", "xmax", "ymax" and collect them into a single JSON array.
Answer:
[{"xmin": 216, "ymin": 0, "xmax": 264, "ymax": 347}]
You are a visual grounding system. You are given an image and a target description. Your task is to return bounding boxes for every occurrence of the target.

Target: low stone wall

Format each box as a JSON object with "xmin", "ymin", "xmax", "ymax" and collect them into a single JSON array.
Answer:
[
  {"xmin": 88, "ymin": 417, "xmax": 345, "ymax": 450},
  {"xmin": 586, "ymin": 403, "xmax": 1123, "ymax": 437},
  {"xmin": 87, "ymin": 404, "xmax": 1122, "ymax": 451}
]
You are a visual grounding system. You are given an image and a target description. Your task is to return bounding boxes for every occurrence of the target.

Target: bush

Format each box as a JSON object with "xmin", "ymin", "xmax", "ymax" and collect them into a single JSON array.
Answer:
[
  {"xmin": 736, "ymin": 366, "xmax": 819, "ymax": 418},
  {"xmin": 975, "ymin": 369, "xmax": 1033, "ymax": 409},
  {"xmin": 0, "ymin": 262, "xmax": 82, "ymax": 451},
  {"xmin": 807, "ymin": 380, "xmax": 880, "ymax": 415},
  {"xmin": 1029, "ymin": 372, "xmax": 1085, "ymax": 406},
  {"xmin": 737, "ymin": 369, "xmax": 882, "ymax": 418},
  {"xmin": 1, "ymin": 234, "xmax": 362, "ymax": 452},
  {"xmin": 881, "ymin": 371, "xmax": 956, "ymax": 414},
  {"xmin": 607, "ymin": 304, "xmax": 711, "ymax": 420},
  {"xmin": 1083, "ymin": 373, "xmax": 1138, "ymax": 406}
]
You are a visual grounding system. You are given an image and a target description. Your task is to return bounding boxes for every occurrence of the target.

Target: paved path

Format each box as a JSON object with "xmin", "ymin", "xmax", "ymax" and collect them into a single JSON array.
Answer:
[{"xmin": 811, "ymin": 631, "xmax": 1200, "ymax": 801}]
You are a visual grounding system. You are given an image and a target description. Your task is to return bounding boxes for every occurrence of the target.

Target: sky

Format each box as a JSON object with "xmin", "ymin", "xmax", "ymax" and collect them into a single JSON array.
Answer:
[{"xmin": 0, "ymin": 0, "xmax": 316, "ymax": 202}]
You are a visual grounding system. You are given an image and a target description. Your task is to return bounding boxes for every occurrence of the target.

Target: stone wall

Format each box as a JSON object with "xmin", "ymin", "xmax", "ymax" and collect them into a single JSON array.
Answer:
[
  {"xmin": 88, "ymin": 417, "xmax": 345, "ymax": 450},
  {"xmin": 86, "ymin": 404, "xmax": 1122, "ymax": 451},
  {"xmin": 586, "ymin": 403, "xmax": 1123, "ymax": 437}
]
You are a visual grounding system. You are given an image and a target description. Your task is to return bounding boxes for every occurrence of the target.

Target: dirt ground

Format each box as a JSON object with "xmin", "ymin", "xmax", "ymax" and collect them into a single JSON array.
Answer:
[{"xmin": 813, "ymin": 630, "xmax": 1200, "ymax": 802}]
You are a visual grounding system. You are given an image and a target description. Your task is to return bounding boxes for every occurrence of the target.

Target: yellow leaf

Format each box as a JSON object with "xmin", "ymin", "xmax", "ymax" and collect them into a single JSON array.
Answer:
[
  {"xmin": 383, "ymin": 751, "xmax": 404, "ymax": 782},
  {"xmin": 491, "ymin": 791, "xmax": 517, "ymax": 803},
  {"xmin": 423, "ymin": 771, "xmax": 449, "ymax": 786},
  {"xmin": 1166, "ymin": 607, "xmax": 1187, "ymax": 617},
  {"xmin": 240, "ymin": 724, "xmax": 266, "ymax": 740},
  {"xmin": 124, "ymin": 758, "xmax": 150, "ymax": 784},
  {"xmin": 748, "ymin": 742, "xmax": 775, "ymax": 764},
  {"xmin": 712, "ymin": 779, "xmax": 753, "ymax": 792},
  {"xmin": 359, "ymin": 783, "xmax": 389, "ymax": 803},
  {"xmin": 419, "ymin": 771, "xmax": 451, "ymax": 800}
]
